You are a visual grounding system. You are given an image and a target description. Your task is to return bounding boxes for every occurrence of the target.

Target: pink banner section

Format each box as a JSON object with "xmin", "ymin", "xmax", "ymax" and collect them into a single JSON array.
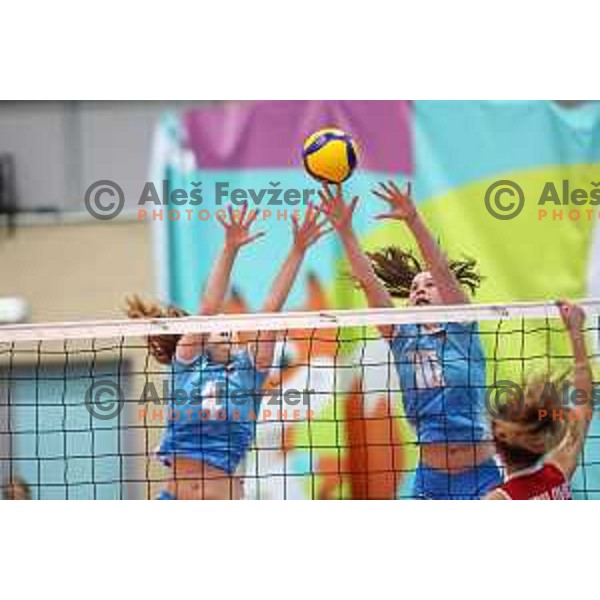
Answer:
[{"xmin": 184, "ymin": 100, "xmax": 413, "ymax": 174}]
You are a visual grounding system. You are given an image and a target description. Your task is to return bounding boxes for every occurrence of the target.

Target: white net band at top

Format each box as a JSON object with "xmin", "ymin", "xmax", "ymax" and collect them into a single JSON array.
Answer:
[{"xmin": 1, "ymin": 298, "xmax": 600, "ymax": 342}]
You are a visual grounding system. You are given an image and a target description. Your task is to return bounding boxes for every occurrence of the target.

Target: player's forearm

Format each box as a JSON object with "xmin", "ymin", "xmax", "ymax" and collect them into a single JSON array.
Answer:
[
  {"xmin": 199, "ymin": 243, "xmax": 239, "ymax": 315},
  {"xmin": 261, "ymin": 247, "xmax": 304, "ymax": 313},
  {"xmin": 338, "ymin": 229, "xmax": 394, "ymax": 309},
  {"xmin": 562, "ymin": 327, "xmax": 593, "ymax": 461},
  {"xmin": 406, "ymin": 214, "xmax": 468, "ymax": 305},
  {"xmin": 253, "ymin": 247, "xmax": 304, "ymax": 371},
  {"xmin": 550, "ymin": 328, "xmax": 593, "ymax": 475},
  {"xmin": 569, "ymin": 330, "xmax": 592, "ymax": 411}
]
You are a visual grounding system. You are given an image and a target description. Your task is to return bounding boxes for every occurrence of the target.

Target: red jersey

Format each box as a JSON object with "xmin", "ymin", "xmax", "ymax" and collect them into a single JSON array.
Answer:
[{"xmin": 495, "ymin": 463, "xmax": 572, "ymax": 500}]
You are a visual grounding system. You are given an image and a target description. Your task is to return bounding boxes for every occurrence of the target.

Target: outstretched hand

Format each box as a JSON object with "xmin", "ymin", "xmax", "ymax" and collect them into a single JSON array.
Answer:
[
  {"xmin": 317, "ymin": 183, "xmax": 360, "ymax": 233},
  {"xmin": 219, "ymin": 202, "xmax": 265, "ymax": 251},
  {"xmin": 372, "ymin": 180, "xmax": 417, "ymax": 224},
  {"xmin": 291, "ymin": 204, "xmax": 333, "ymax": 252}
]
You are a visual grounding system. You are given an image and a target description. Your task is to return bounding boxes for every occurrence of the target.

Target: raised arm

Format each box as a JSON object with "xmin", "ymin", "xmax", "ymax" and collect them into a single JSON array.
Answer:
[
  {"xmin": 372, "ymin": 181, "xmax": 469, "ymax": 305},
  {"xmin": 252, "ymin": 206, "xmax": 331, "ymax": 371},
  {"xmin": 318, "ymin": 183, "xmax": 395, "ymax": 339},
  {"xmin": 176, "ymin": 203, "xmax": 265, "ymax": 363},
  {"xmin": 547, "ymin": 301, "xmax": 593, "ymax": 480}
]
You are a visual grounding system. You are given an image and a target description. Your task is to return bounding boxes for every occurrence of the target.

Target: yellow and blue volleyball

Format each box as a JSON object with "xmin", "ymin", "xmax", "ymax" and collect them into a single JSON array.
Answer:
[{"xmin": 302, "ymin": 128, "xmax": 359, "ymax": 184}]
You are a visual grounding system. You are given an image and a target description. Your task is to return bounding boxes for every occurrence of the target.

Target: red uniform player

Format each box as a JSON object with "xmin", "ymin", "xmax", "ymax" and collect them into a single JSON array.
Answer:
[
  {"xmin": 493, "ymin": 462, "xmax": 572, "ymax": 500},
  {"xmin": 485, "ymin": 301, "xmax": 592, "ymax": 501}
]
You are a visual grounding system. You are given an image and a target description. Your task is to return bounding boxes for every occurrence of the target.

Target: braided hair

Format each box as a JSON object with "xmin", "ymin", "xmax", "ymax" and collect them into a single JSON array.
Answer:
[{"xmin": 365, "ymin": 246, "xmax": 482, "ymax": 298}]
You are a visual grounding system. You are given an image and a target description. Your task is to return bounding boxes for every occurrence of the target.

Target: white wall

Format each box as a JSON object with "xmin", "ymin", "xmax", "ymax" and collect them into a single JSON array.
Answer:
[{"xmin": 0, "ymin": 101, "xmax": 214, "ymax": 213}]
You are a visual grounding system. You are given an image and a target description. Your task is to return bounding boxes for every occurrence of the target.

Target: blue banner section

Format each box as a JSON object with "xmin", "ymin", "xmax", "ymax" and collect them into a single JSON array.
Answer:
[{"xmin": 415, "ymin": 100, "xmax": 600, "ymax": 201}]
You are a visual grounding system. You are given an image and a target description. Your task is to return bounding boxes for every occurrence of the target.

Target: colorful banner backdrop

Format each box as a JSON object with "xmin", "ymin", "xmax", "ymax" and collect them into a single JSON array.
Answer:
[{"xmin": 151, "ymin": 100, "xmax": 600, "ymax": 499}]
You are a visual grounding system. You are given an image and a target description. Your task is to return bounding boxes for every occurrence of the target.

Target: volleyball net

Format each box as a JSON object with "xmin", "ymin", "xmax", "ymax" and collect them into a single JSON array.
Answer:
[{"xmin": 1, "ymin": 300, "xmax": 599, "ymax": 500}]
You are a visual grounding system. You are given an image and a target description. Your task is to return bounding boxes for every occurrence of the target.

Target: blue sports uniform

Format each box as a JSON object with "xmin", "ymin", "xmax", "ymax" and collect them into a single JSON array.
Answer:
[
  {"xmin": 390, "ymin": 322, "xmax": 501, "ymax": 499},
  {"xmin": 157, "ymin": 349, "xmax": 268, "ymax": 479}
]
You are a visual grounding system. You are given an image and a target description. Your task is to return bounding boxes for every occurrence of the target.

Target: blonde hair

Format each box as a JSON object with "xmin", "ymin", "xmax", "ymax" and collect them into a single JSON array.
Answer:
[
  {"xmin": 491, "ymin": 371, "xmax": 570, "ymax": 465},
  {"xmin": 125, "ymin": 295, "xmax": 188, "ymax": 364}
]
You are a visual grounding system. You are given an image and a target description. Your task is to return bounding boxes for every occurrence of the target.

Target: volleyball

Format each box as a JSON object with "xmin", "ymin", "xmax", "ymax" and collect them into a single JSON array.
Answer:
[{"xmin": 302, "ymin": 128, "xmax": 359, "ymax": 184}]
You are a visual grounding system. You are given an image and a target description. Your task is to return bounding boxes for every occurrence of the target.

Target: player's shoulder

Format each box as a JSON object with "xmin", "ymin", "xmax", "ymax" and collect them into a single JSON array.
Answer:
[
  {"xmin": 394, "ymin": 321, "xmax": 480, "ymax": 338},
  {"xmin": 484, "ymin": 487, "xmax": 510, "ymax": 500},
  {"xmin": 233, "ymin": 347, "xmax": 266, "ymax": 374},
  {"xmin": 391, "ymin": 322, "xmax": 418, "ymax": 337},
  {"xmin": 444, "ymin": 320, "xmax": 479, "ymax": 334},
  {"xmin": 540, "ymin": 460, "xmax": 569, "ymax": 483},
  {"xmin": 171, "ymin": 352, "xmax": 206, "ymax": 373},
  {"xmin": 440, "ymin": 321, "xmax": 483, "ymax": 347},
  {"xmin": 389, "ymin": 323, "xmax": 419, "ymax": 348},
  {"xmin": 444, "ymin": 321, "xmax": 485, "ymax": 356}
]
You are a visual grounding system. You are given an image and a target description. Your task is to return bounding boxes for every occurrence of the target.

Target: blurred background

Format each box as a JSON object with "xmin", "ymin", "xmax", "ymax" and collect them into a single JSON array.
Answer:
[
  {"xmin": 2, "ymin": 100, "xmax": 598, "ymax": 323},
  {"xmin": 0, "ymin": 101, "xmax": 218, "ymax": 323}
]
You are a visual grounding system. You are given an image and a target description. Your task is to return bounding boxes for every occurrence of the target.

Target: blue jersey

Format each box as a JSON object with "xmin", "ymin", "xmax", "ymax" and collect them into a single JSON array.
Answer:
[
  {"xmin": 390, "ymin": 322, "xmax": 489, "ymax": 444},
  {"xmin": 157, "ymin": 350, "xmax": 268, "ymax": 474}
]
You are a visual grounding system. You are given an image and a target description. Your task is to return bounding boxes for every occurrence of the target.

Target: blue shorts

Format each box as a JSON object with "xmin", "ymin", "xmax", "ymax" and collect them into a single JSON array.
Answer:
[
  {"xmin": 156, "ymin": 490, "xmax": 176, "ymax": 500},
  {"xmin": 413, "ymin": 457, "xmax": 502, "ymax": 499}
]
